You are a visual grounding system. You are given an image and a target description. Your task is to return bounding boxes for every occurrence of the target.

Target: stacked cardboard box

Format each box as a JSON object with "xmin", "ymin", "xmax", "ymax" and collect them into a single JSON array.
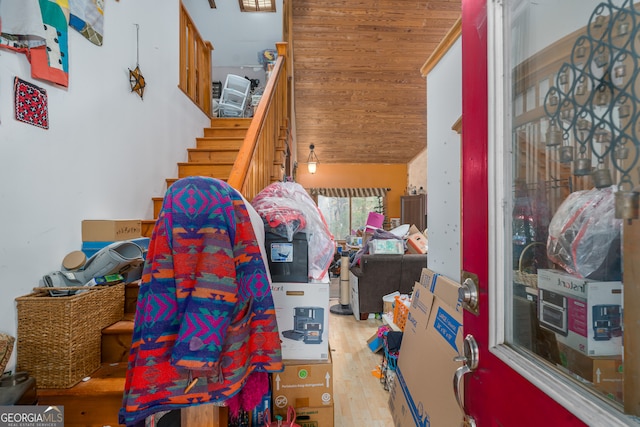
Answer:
[
  {"xmin": 388, "ymin": 268, "xmax": 464, "ymax": 427},
  {"xmin": 270, "ymin": 278, "xmax": 333, "ymax": 426},
  {"xmin": 270, "ymin": 353, "xmax": 334, "ymax": 426}
]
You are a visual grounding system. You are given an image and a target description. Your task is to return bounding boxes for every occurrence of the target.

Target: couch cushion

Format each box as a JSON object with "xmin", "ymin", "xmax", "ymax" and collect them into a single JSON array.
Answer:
[{"xmin": 400, "ymin": 254, "xmax": 429, "ymax": 294}]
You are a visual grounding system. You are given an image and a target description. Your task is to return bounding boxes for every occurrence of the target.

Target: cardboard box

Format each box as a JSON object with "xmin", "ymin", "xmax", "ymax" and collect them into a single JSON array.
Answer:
[
  {"xmin": 82, "ymin": 219, "xmax": 142, "ymax": 242},
  {"xmin": 406, "ymin": 232, "xmax": 427, "ymax": 254},
  {"xmin": 271, "ymin": 279, "xmax": 330, "ymax": 360},
  {"xmin": 389, "ymin": 270, "xmax": 464, "ymax": 427},
  {"xmin": 537, "ymin": 269, "xmax": 622, "ymax": 356},
  {"xmin": 271, "ymin": 354, "xmax": 333, "ymax": 412},
  {"xmin": 419, "ymin": 267, "xmax": 437, "ymax": 289},
  {"xmin": 556, "ymin": 342, "xmax": 623, "ymax": 401},
  {"xmin": 292, "ymin": 406, "xmax": 334, "ymax": 427}
]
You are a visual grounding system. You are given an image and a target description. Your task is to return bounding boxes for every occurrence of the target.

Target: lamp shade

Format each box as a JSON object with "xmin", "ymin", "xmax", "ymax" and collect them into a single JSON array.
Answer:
[{"xmin": 307, "ymin": 144, "xmax": 319, "ymax": 174}]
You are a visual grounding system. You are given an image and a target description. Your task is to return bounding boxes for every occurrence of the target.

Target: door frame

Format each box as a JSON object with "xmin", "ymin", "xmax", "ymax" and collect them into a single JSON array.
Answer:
[{"xmin": 462, "ymin": 0, "xmax": 634, "ymax": 425}]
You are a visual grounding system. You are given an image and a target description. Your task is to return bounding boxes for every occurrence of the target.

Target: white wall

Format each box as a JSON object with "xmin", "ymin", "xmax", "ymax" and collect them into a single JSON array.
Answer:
[
  {"xmin": 181, "ymin": 0, "xmax": 283, "ymax": 84},
  {"xmin": 0, "ymin": 0, "xmax": 211, "ymax": 372},
  {"xmin": 426, "ymin": 38, "xmax": 462, "ymax": 281},
  {"xmin": 408, "ymin": 148, "xmax": 427, "ymax": 194}
]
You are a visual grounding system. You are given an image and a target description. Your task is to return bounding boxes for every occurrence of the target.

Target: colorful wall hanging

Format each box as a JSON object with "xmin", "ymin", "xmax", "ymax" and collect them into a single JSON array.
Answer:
[
  {"xmin": 0, "ymin": 0, "xmax": 70, "ymax": 87},
  {"xmin": 14, "ymin": 77, "xmax": 49, "ymax": 129},
  {"xmin": 69, "ymin": 0, "xmax": 105, "ymax": 46}
]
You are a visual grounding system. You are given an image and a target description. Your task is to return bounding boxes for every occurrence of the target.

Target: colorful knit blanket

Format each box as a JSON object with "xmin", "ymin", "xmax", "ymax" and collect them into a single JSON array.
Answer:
[{"xmin": 119, "ymin": 177, "xmax": 282, "ymax": 426}]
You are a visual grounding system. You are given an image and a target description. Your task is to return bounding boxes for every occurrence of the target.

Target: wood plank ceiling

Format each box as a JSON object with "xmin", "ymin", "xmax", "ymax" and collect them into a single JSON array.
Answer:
[{"xmin": 291, "ymin": 0, "xmax": 461, "ymax": 165}]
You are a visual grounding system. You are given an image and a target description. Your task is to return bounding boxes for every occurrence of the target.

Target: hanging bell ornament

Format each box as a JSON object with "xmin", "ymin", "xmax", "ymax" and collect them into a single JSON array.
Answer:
[
  {"xmin": 619, "ymin": 104, "xmax": 630, "ymax": 118},
  {"xmin": 618, "ymin": 22, "xmax": 630, "ymax": 37},
  {"xmin": 559, "ymin": 146, "xmax": 574, "ymax": 163},
  {"xmin": 615, "ymin": 145, "xmax": 629, "ymax": 160},
  {"xmin": 546, "ymin": 124, "xmax": 562, "ymax": 146},
  {"xmin": 574, "ymin": 156, "xmax": 592, "ymax": 176},
  {"xmin": 592, "ymin": 168, "xmax": 613, "ymax": 188},
  {"xmin": 577, "ymin": 118, "xmax": 590, "ymax": 130},
  {"xmin": 559, "ymin": 72, "xmax": 568, "ymax": 85},
  {"xmin": 615, "ymin": 190, "xmax": 639, "ymax": 220}
]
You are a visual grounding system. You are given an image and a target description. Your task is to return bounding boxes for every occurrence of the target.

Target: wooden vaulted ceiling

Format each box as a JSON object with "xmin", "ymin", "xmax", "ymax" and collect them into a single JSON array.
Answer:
[{"xmin": 290, "ymin": 0, "xmax": 461, "ymax": 165}]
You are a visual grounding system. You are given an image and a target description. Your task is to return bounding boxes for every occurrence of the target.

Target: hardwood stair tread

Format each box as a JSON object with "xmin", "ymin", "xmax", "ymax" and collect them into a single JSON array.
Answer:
[
  {"xmin": 38, "ymin": 363, "xmax": 127, "ymax": 427},
  {"xmin": 38, "ymin": 362, "xmax": 127, "ymax": 395},
  {"xmin": 102, "ymin": 319, "xmax": 134, "ymax": 334},
  {"xmin": 177, "ymin": 161, "xmax": 235, "ymax": 166}
]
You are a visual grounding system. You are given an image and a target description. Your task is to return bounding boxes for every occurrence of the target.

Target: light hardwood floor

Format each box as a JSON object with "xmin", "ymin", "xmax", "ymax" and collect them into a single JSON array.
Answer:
[{"xmin": 328, "ymin": 297, "xmax": 395, "ymax": 426}]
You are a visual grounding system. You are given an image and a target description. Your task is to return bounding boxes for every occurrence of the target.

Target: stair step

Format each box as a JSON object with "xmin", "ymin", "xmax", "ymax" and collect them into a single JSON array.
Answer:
[
  {"xmin": 177, "ymin": 162, "xmax": 233, "ymax": 178},
  {"xmin": 209, "ymin": 117, "xmax": 252, "ymax": 128},
  {"xmin": 141, "ymin": 220, "xmax": 155, "ymax": 238},
  {"xmin": 125, "ymin": 282, "xmax": 140, "ymax": 314},
  {"xmin": 196, "ymin": 137, "xmax": 244, "ymax": 150},
  {"xmin": 188, "ymin": 148, "xmax": 240, "ymax": 163},
  {"xmin": 101, "ymin": 320, "xmax": 134, "ymax": 363},
  {"xmin": 153, "ymin": 197, "xmax": 163, "ymax": 218},
  {"xmin": 37, "ymin": 362, "xmax": 127, "ymax": 427},
  {"xmin": 203, "ymin": 127, "xmax": 249, "ymax": 138}
]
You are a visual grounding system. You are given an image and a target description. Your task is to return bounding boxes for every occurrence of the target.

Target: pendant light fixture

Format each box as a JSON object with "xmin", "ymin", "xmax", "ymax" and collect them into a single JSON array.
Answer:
[{"xmin": 307, "ymin": 144, "xmax": 319, "ymax": 174}]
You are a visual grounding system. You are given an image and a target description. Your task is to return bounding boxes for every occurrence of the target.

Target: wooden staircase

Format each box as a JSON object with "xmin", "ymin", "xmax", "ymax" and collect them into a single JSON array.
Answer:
[
  {"xmin": 37, "ymin": 118, "xmax": 250, "ymax": 426},
  {"xmin": 142, "ymin": 117, "xmax": 252, "ymax": 238},
  {"xmin": 36, "ymin": 283, "xmax": 138, "ymax": 427}
]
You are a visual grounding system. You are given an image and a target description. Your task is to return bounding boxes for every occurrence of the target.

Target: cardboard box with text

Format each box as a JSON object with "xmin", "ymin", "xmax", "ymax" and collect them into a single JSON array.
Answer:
[
  {"xmin": 271, "ymin": 354, "xmax": 333, "ymax": 413},
  {"xmin": 389, "ymin": 270, "xmax": 464, "ymax": 427}
]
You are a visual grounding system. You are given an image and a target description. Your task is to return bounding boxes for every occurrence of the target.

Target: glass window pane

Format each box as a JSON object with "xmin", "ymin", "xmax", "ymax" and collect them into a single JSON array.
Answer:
[
  {"xmin": 318, "ymin": 196, "xmax": 349, "ymax": 240},
  {"xmin": 506, "ymin": 0, "xmax": 636, "ymax": 411},
  {"xmin": 351, "ymin": 197, "xmax": 383, "ymax": 230}
]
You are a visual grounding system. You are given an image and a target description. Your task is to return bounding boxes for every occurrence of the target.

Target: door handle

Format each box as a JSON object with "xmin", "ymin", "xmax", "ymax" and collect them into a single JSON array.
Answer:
[
  {"xmin": 459, "ymin": 276, "xmax": 479, "ymax": 314},
  {"xmin": 453, "ymin": 334, "xmax": 478, "ymax": 427}
]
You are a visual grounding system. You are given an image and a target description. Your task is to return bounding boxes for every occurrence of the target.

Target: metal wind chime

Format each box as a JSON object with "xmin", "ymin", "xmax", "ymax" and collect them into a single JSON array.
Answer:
[{"xmin": 543, "ymin": 0, "xmax": 640, "ymax": 220}]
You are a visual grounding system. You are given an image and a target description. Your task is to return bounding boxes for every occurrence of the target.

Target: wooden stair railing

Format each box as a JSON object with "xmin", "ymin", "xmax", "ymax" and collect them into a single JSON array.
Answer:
[
  {"xmin": 179, "ymin": 3, "xmax": 213, "ymax": 116},
  {"xmin": 227, "ymin": 42, "xmax": 291, "ymax": 201}
]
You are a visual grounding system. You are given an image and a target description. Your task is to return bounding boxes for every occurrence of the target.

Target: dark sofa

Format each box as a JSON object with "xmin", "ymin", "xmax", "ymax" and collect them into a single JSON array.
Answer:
[{"xmin": 349, "ymin": 253, "xmax": 428, "ymax": 320}]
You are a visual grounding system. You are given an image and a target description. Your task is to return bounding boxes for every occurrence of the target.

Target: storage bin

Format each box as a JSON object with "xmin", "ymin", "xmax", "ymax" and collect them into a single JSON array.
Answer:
[
  {"xmin": 393, "ymin": 295, "xmax": 410, "ymax": 331},
  {"xmin": 15, "ymin": 284, "xmax": 124, "ymax": 388}
]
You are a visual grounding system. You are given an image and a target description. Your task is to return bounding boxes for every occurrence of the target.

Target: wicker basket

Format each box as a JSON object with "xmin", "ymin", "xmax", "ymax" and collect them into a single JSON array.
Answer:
[
  {"xmin": 0, "ymin": 333, "xmax": 15, "ymax": 375},
  {"xmin": 513, "ymin": 242, "xmax": 546, "ymax": 289},
  {"xmin": 15, "ymin": 284, "xmax": 124, "ymax": 388}
]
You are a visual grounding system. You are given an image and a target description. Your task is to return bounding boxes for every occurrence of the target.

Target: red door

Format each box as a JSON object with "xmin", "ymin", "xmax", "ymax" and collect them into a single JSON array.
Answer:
[{"xmin": 460, "ymin": 0, "xmax": 636, "ymax": 425}]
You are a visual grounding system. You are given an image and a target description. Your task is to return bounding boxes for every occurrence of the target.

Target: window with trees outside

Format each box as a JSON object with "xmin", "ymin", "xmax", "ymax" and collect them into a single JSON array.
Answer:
[{"xmin": 309, "ymin": 188, "xmax": 389, "ymax": 242}]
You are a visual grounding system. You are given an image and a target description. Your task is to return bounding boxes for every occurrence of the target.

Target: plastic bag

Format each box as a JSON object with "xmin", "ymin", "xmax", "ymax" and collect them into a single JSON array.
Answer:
[
  {"xmin": 546, "ymin": 186, "xmax": 622, "ymax": 280},
  {"xmin": 252, "ymin": 182, "xmax": 335, "ymax": 280}
]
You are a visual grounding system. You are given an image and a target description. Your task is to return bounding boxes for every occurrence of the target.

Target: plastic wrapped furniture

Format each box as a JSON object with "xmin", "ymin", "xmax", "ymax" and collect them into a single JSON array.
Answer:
[{"xmin": 218, "ymin": 74, "xmax": 251, "ymax": 117}]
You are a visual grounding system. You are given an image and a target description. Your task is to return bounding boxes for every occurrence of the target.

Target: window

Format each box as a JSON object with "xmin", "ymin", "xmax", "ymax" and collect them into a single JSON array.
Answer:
[
  {"xmin": 238, "ymin": 0, "xmax": 275, "ymax": 12},
  {"xmin": 309, "ymin": 188, "xmax": 389, "ymax": 241}
]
